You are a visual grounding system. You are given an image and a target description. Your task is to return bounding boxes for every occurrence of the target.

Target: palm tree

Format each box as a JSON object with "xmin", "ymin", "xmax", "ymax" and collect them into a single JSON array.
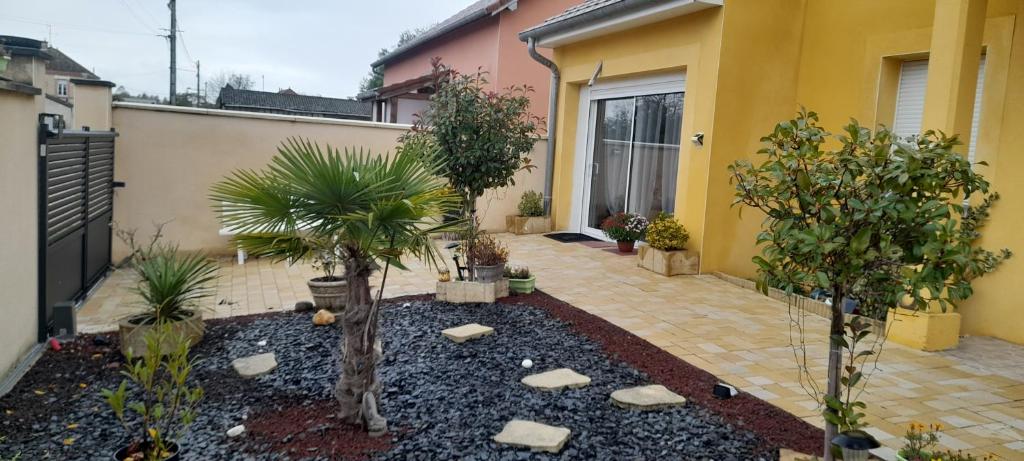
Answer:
[{"xmin": 210, "ymin": 138, "xmax": 461, "ymax": 434}]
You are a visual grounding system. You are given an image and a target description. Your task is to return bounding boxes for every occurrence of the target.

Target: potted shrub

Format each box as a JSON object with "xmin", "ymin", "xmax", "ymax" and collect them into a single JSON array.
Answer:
[
  {"xmin": 468, "ymin": 234, "xmax": 509, "ymax": 283},
  {"xmin": 505, "ymin": 265, "xmax": 535, "ymax": 294},
  {"xmin": 307, "ymin": 243, "xmax": 347, "ymax": 311},
  {"xmin": 506, "ymin": 190, "xmax": 551, "ymax": 235},
  {"xmin": 600, "ymin": 212, "xmax": 648, "ymax": 252},
  {"xmin": 118, "ymin": 245, "xmax": 217, "ymax": 357},
  {"xmin": 103, "ymin": 324, "xmax": 203, "ymax": 461},
  {"xmin": 637, "ymin": 213, "xmax": 699, "ymax": 276}
]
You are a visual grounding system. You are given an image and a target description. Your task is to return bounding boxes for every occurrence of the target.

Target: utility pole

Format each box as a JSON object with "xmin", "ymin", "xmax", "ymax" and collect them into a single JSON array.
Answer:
[
  {"xmin": 195, "ymin": 60, "xmax": 200, "ymax": 107},
  {"xmin": 168, "ymin": 0, "xmax": 177, "ymax": 103}
]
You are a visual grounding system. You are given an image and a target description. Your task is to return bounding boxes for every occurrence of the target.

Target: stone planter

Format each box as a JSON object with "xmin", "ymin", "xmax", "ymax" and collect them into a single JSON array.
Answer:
[
  {"xmin": 308, "ymin": 277, "xmax": 347, "ymax": 312},
  {"xmin": 508, "ymin": 275, "xmax": 536, "ymax": 294},
  {"xmin": 885, "ymin": 307, "xmax": 961, "ymax": 351},
  {"xmin": 637, "ymin": 246, "xmax": 699, "ymax": 276},
  {"xmin": 118, "ymin": 311, "xmax": 204, "ymax": 357},
  {"xmin": 506, "ymin": 215, "xmax": 552, "ymax": 235},
  {"xmin": 474, "ymin": 263, "xmax": 506, "ymax": 283},
  {"xmin": 436, "ymin": 279, "xmax": 509, "ymax": 303}
]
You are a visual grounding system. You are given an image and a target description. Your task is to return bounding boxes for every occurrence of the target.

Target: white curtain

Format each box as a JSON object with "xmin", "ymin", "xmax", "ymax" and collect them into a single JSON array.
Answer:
[{"xmin": 628, "ymin": 93, "xmax": 683, "ymax": 219}]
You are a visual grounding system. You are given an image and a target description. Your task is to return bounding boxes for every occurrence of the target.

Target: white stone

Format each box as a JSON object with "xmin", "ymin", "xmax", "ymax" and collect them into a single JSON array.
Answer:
[
  {"xmin": 611, "ymin": 385, "xmax": 687, "ymax": 410},
  {"xmin": 232, "ymin": 352, "xmax": 278, "ymax": 378},
  {"xmin": 521, "ymin": 368, "xmax": 591, "ymax": 391},
  {"xmin": 226, "ymin": 425, "xmax": 245, "ymax": 438},
  {"xmin": 521, "ymin": 359, "xmax": 533, "ymax": 369},
  {"xmin": 441, "ymin": 323, "xmax": 494, "ymax": 343},
  {"xmin": 256, "ymin": 340, "xmax": 267, "ymax": 347},
  {"xmin": 492, "ymin": 420, "xmax": 571, "ymax": 454}
]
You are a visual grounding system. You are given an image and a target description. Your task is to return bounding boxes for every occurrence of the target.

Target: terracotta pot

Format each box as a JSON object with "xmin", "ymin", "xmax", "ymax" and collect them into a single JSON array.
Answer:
[
  {"xmin": 474, "ymin": 263, "xmax": 505, "ymax": 283},
  {"xmin": 308, "ymin": 277, "xmax": 348, "ymax": 312},
  {"xmin": 616, "ymin": 240, "xmax": 636, "ymax": 253},
  {"xmin": 118, "ymin": 311, "xmax": 204, "ymax": 357},
  {"xmin": 113, "ymin": 441, "xmax": 180, "ymax": 461}
]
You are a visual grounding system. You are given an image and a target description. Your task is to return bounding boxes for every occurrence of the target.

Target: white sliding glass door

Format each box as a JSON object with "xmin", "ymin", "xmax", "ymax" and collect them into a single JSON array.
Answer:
[{"xmin": 580, "ymin": 87, "xmax": 683, "ymax": 238}]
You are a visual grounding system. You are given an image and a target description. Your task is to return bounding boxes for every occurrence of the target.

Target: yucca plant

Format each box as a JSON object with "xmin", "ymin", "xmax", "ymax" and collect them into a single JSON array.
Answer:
[
  {"xmin": 210, "ymin": 138, "xmax": 462, "ymax": 434},
  {"xmin": 132, "ymin": 245, "xmax": 219, "ymax": 324}
]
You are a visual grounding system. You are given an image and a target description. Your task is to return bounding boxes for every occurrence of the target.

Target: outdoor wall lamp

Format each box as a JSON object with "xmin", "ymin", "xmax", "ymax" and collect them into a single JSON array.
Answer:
[
  {"xmin": 831, "ymin": 430, "xmax": 880, "ymax": 461},
  {"xmin": 691, "ymin": 132, "xmax": 704, "ymax": 146}
]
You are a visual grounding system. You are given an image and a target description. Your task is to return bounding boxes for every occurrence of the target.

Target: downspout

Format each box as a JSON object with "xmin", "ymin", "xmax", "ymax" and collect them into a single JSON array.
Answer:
[{"xmin": 527, "ymin": 37, "xmax": 559, "ymax": 216}]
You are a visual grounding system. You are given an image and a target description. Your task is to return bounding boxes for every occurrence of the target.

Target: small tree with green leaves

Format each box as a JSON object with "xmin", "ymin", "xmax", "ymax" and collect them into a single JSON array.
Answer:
[
  {"xmin": 730, "ymin": 110, "xmax": 1010, "ymax": 460},
  {"xmin": 102, "ymin": 324, "xmax": 203, "ymax": 461},
  {"xmin": 401, "ymin": 58, "xmax": 541, "ymax": 279}
]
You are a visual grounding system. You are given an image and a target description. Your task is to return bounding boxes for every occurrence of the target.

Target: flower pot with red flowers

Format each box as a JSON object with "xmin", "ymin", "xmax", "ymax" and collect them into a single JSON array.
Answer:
[{"xmin": 600, "ymin": 212, "xmax": 649, "ymax": 253}]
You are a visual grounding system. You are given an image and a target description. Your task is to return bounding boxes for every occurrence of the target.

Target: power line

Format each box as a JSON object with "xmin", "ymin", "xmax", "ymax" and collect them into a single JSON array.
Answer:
[
  {"xmin": 178, "ymin": 30, "xmax": 196, "ymax": 65},
  {"xmin": 119, "ymin": 0, "xmax": 161, "ymax": 34},
  {"xmin": 0, "ymin": 16, "xmax": 161, "ymax": 37}
]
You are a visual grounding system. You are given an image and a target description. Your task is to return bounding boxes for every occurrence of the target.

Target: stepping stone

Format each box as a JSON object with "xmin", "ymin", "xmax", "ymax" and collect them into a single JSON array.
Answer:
[
  {"xmin": 492, "ymin": 419, "xmax": 571, "ymax": 454},
  {"xmin": 610, "ymin": 384, "xmax": 687, "ymax": 410},
  {"xmin": 441, "ymin": 323, "xmax": 494, "ymax": 343},
  {"xmin": 521, "ymin": 368, "xmax": 591, "ymax": 391},
  {"xmin": 232, "ymin": 352, "xmax": 278, "ymax": 378}
]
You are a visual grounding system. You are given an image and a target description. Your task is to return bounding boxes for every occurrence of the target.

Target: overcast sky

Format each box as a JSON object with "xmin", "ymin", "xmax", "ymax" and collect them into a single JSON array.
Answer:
[{"xmin": 0, "ymin": 0, "xmax": 470, "ymax": 99}]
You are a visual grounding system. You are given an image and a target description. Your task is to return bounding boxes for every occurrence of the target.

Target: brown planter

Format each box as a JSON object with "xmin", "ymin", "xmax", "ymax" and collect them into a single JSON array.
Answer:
[
  {"xmin": 637, "ymin": 246, "xmax": 699, "ymax": 276},
  {"xmin": 616, "ymin": 240, "xmax": 636, "ymax": 253},
  {"xmin": 308, "ymin": 277, "xmax": 348, "ymax": 312},
  {"xmin": 505, "ymin": 215, "xmax": 552, "ymax": 235},
  {"xmin": 118, "ymin": 311, "xmax": 204, "ymax": 357}
]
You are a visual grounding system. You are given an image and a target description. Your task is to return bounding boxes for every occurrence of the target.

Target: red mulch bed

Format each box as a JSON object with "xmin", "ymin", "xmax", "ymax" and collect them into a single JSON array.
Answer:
[
  {"xmin": 501, "ymin": 289, "xmax": 824, "ymax": 455},
  {"xmin": 245, "ymin": 399, "xmax": 391, "ymax": 461}
]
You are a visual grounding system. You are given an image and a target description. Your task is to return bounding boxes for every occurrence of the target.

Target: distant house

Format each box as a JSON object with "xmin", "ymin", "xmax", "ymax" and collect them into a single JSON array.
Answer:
[
  {"xmin": 359, "ymin": 0, "xmax": 579, "ymax": 124},
  {"xmin": 216, "ymin": 85, "xmax": 372, "ymax": 121},
  {"xmin": 0, "ymin": 35, "xmax": 115, "ymax": 129}
]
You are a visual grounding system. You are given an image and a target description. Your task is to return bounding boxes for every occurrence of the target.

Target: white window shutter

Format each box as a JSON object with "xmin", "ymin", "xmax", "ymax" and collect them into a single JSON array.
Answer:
[
  {"xmin": 967, "ymin": 54, "xmax": 986, "ymax": 165},
  {"xmin": 893, "ymin": 60, "xmax": 929, "ymax": 139}
]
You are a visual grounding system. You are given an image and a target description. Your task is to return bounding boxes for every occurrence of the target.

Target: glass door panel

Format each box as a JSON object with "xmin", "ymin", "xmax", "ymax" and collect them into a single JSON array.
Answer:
[
  {"xmin": 627, "ymin": 93, "xmax": 683, "ymax": 219},
  {"xmin": 586, "ymin": 97, "xmax": 634, "ymax": 229},
  {"xmin": 582, "ymin": 91, "xmax": 684, "ymax": 236}
]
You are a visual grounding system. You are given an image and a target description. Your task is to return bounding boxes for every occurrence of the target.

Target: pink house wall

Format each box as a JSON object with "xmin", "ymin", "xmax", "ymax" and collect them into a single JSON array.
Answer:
[
  {"xmin": 382, "ymin": 16, "xmax": 501, "ymax": 90},
  {"xmin": 380, "ymin": 0, "xmax": 580, "ymax": 122}
]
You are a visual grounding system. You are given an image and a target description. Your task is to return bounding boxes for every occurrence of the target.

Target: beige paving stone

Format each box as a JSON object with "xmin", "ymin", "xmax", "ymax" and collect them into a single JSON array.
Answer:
[
  {"xmin": 441, "ymin": 323, "xmax": 494, "ymax": 343},
  {"xmin": 521, "ymin": 368, "xmax": 591, "ymax": 391},
  {"xmin": 492, "ymin": 420, "xmax": 570, "ymax": 453},
  {"xmin": 611, "ymin": 384, "xmax": 686, "ymax": 410}
]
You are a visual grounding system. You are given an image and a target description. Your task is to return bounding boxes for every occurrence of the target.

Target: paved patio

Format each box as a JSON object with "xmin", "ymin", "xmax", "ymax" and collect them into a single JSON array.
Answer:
[{"xmin": 78, "ymin": 234, "xmax": 1024, "ymax": 460}]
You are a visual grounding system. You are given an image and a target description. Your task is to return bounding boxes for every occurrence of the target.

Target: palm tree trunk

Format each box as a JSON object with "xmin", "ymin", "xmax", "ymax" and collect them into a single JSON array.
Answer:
[{"xmin": 335, "ymin": 257, "xmax": 387, "ymax": 435}]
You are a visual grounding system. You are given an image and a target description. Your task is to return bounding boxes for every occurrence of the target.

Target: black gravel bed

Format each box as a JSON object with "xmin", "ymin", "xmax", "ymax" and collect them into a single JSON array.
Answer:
[{"xmin": 1, "ymin": 298, "xmax": 778, "ymax": 460}]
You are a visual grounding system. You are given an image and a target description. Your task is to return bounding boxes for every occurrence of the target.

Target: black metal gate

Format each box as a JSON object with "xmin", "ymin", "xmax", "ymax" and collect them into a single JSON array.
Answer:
[{"xmin": 37, "ymin": 118, "xmax": 117, "ymax": 341}]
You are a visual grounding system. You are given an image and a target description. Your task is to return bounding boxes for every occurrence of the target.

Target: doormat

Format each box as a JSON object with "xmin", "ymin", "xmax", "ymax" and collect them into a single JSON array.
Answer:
[{"xmin": 543, "ymin": 232, "xmax": 600, "ymax": 243}]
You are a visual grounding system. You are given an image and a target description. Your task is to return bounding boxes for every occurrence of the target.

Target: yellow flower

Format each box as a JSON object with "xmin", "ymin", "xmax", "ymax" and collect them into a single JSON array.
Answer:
[{"xmin": 148, "ymin": 428, "xmax": 158, "ymax": 439}]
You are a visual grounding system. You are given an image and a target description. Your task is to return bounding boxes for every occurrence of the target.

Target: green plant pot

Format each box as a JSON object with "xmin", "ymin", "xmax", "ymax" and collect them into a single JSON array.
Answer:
[{"xmin": 508, "ymin": 275, "xmax": 536, "ymax": 294}]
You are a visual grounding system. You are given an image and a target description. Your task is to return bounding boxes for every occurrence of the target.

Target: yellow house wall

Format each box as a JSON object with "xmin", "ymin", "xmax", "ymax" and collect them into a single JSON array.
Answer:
[
  {"xmin": 705, "ymin": 0, "xmax": 1024, "ymax": 344},
  {"xmin": 698, "ymin": 0, "xmax": 807, "ymax": 278},
  {"xmin": 959, "ymin": 0, "xmax": 1024, "ymax": 344},
  {"xmin": 548, "ymin": 9, "xmax": 724, "ymax": 256}
]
